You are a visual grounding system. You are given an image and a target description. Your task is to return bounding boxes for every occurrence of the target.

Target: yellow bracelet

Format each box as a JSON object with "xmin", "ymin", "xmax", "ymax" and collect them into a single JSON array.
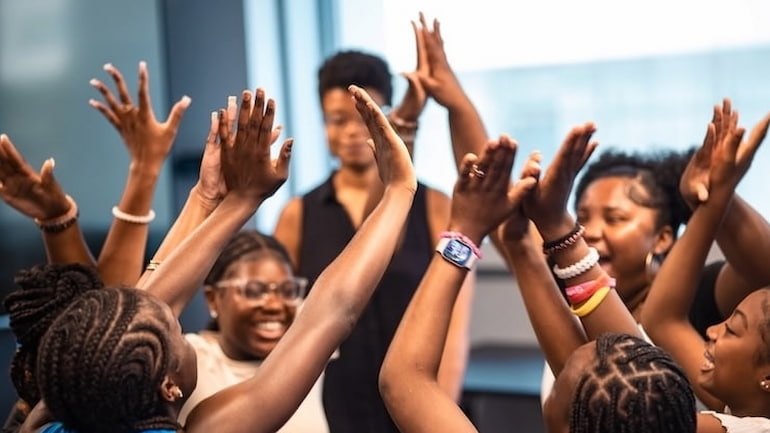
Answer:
[{"xmin": 570, "ymin": 286, "xmax": 612, "ymax": 317}]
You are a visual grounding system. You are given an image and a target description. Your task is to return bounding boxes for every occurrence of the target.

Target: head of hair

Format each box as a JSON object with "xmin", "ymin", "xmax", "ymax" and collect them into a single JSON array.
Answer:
[
  {"xmin": 4, "ymin": 263, "xmax": 104, "ymax": 407},
  {"xmin": 204, "ymin": 230, "xmax": 293, "ymax": 330},
  {"xmin": 570, "ymin": 333, "xmax": 696, "ymax": 433},
  {"xmin": 37, "ymin": 287, "xmax": 179, "ymax": 433},
  {"xmin": 574, "ymin": 148, "xmax": 694, "ymax": 237},
  {"xmin": 317, "ymin": 50, "xmax": 393, "ymax": 107}
]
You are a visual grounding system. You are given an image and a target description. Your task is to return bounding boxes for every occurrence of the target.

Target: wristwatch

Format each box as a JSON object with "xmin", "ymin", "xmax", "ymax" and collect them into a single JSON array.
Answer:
[{"xmin": 436, "ymin": 237, "xmax": 479, "ymax": 270}]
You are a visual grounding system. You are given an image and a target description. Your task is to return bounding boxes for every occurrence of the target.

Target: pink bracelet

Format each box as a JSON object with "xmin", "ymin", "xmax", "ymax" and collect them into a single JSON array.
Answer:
[
  {"xmin": 566, "ymin": 275, "xmax": 616, "ymax": 305},
  {"xmin": 439, "ymin": 231, "xmax": 483, "ymax": 260}
]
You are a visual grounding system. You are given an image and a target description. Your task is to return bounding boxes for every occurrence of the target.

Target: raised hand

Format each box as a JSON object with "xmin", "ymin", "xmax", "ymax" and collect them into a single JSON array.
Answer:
[
  {"xmin": 524, "ymin": 123, "xmax": 598, "ymax": 236},
  {"xmin": 350, "ymin": 85, "xmax": 416, "ymax": 193},
  {"xmin": 497, "ymin": 151, "xmax": 543, "ymax": 242},
  {"xmin": 219, "ymin": 89, "xmax": 293, "ymax": 200},
  {"xmin": 414, "ymin": 13, "xmax": 466, "ymax": 110},
  {"xmin": 391, "ymin": 16, "xmax": 430, "ymax": 122},
  {"xmin": 0, "ymin": 134, "xmax": 71, "ymax": 220},
  {"xmin": 449, "ymin": 135, "xmax": 537, "ymax": 243},
  {"xmin": 89, "ymin": 61, "xmax": 190, "ymax": 169}
]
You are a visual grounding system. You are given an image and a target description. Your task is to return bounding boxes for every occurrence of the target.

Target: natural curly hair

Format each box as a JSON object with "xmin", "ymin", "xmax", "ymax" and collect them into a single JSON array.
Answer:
[
  {"xmin": 318, "ymin": 50, "xmax": 393, "ymax": 107},
  {"xmin": 574, "ymin": 148, "xmax": 695, "ymax": 237}
]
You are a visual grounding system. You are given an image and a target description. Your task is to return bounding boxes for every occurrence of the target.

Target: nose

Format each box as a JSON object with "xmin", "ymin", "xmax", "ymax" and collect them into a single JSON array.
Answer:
[
  {"xmin": 343, "ymin": 115, "xmax": 368, "ymax": 138},
  {"xmin": 259, "ymin": 291, "xmax": 284, "ymax": 311},
  {"xmin": 581, "ymin": 217, "xmax": 602, "ymax": 244},
  {"xmin": 705, "ymin": 323, "xmax": 719, "ymax": 341}
]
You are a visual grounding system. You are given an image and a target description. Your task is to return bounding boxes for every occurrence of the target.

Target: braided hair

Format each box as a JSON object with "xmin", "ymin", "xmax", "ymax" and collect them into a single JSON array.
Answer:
[
  {"xmin": 574, "ymin": 148, "xmax": 694, "ymax": 238},
  {"xmin": 4, "ymin": 263, "xmax": 104, "ymax": 407},
  {"xmin": 36, "ymin": 287, "xmax": 179, "ymax": 433},
  {"xmin": 318, "ymin": 50, "xmax": 393, "ymax": 107},
  {"xmin": 204, "ymin": 230, "xmax": 293, "ymax": 331},
  {"xmin": 570, "ymin": 333, "xmax": 696, "ymax": 433}
]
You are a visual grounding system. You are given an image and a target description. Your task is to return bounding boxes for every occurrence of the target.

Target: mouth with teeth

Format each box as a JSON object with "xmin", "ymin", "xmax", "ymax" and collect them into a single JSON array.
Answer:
[{"xmin": 253, "ymin": 320, "xmax": 287, "ymax": 340}]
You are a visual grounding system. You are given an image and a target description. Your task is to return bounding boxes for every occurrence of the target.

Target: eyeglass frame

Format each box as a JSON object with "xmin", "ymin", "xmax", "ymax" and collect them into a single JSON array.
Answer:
[{"xmin": 214, "ymin": 277, "xmax": 308, "ymax": 306}]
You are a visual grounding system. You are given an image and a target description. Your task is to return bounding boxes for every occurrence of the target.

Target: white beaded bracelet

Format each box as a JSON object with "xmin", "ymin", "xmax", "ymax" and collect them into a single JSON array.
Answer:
[
  {"xmin": 552, "ymin": 247, "xmax": 599, "ymax": 280},
  {"xmin": 112, "ymin": 206, "xmax": 156, "ymax": 224}
]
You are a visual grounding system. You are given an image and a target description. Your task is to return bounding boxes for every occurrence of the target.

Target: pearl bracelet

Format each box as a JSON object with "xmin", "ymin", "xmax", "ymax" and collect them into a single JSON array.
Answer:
[
  {"xmin": 112, "ymin": 206, "xmax": 156, "ymax": 224},
  {"xmin": 552, "ymin": 247, "xmax": 599, "ymax": 280}
]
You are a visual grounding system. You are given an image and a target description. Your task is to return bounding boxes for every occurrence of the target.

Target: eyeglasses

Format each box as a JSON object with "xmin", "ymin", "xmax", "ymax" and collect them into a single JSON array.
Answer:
[{"xmin": 215, "ymin": 277, "xmax": 308, "ymax": 305}]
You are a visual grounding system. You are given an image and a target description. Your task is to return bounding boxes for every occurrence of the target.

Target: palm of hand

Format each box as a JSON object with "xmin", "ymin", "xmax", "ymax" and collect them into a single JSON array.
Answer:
[{"xmin": 117, "ymin": 109, "xmax": 175, "ymax": 163}]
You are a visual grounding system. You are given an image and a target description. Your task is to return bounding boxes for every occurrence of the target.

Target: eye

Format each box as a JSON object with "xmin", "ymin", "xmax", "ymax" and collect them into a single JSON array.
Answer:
[
  {"xmin": 243, "ymin": 281, "xmax": 269, "ymax": 299},
  {"xmin": 724, "ymin": 323, "xmax": 736, "ymax": 336}
]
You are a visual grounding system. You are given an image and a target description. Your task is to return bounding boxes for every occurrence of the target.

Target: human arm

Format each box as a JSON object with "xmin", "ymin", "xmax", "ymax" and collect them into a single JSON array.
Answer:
[
  {"xmin": 88, "ymin": 61, "xmax": 190, "ymax": 286},
  {"xmin": 140, "ymin": 89, "xmax": 292, "ymax": 317},
  {"xmin": 641, "ymin": 106, "xmax": 755, "ymax": 410},
  {"xmin": 417, "ymin": 14, "xmax": 488, "ymax": 168},
  {"xmin": 185, "ymin": 85, "xmax": 416, "ymax": 433},
  {"xmin": 0, "ymin": 134, "xmax": 94, "ymax": 266},
  {"xmin": 379, "ymin": 135, "xmax": 536, "ymax": 433}
]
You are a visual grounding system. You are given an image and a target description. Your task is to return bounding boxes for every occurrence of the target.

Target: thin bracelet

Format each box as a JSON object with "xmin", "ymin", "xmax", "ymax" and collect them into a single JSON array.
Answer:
[
  {"xmin": 439, "ymin": 231, "xmax": 483, "ymax": 260},
  {"xmin": 35, "ymin": 195, "xmax": 79, "ymax": 233},
  {"xmin": 112, "ymin": 206, "xmax": 156, "ymax": 224},
  {"xmin": 571, "ymin": 286, "xmax": 612, "ymax": 317},
  {"xmin": 145, "ymin": 260, "xmax": 161, "ymax": 271},
  {"xmin": 552, "ymin": 247, "xmax": 599, "ymax": 280},
  {"xmin": 543, "ymin": 224, "xmax": 585, "ymax": 255}
]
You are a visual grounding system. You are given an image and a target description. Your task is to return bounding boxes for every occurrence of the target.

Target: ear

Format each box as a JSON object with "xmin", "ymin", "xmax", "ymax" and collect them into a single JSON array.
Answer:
[
  {"xmin": 203, "ymin": 285, "xmax": 219, "ymax": 319},
  {"xmin": 652, "ymin": 224, "xmax": 675, "ymax": 256},
  {"xmin": 159, "ymin": 376, "xmax": 184, "ymax": 402}
]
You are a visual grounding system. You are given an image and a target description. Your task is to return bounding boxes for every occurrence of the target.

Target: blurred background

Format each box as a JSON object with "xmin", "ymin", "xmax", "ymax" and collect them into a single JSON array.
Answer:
[{"xmin": 2, "ymin": 0, "xmax": 769, "ymax": 430}]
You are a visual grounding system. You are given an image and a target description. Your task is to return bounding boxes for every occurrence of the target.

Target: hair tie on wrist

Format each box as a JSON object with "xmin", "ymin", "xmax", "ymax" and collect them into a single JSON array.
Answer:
[
  {"xmin": 112, "ymin": 206, "xmax": 156, "ymax": 224},
  {"xmin": 35, "ymin": 195, "xmax": 79, "ymax": 233}
]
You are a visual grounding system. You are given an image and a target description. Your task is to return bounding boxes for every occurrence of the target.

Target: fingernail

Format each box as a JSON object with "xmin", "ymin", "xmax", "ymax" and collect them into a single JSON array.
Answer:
[
  {"xmin": 227, "ymin": 96, "xmax": 236, "ymax": 107},
  {"xmin": 103, "ymin": 63, "xmax": 113, "ymax": 71},
  {"xmin": 139, "ymin": 60, "xmax": 147, "ymax": 70},
  {"xmin": 180, "ymin": 95, "xmax": 191, "ymax": 106},
  {"xmin": 211, "ymin": 111, "xmax": 218, "ymax": 122},
  {"xmin": 49, "ymin": 158, "xmax": 55, "ymax": 168},
  {"xmin": 88, "ymin": 99, "xmax": 97, "ymax": 107},
  {"xmin": 89, "ymin": 78, "xmax": 99, "ymax": 86}
]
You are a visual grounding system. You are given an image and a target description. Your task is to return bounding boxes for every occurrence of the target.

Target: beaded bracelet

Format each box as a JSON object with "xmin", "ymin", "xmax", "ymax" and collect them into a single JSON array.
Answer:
[
  {"xmin": 552, "ymin": 247, "xmax": 599, "ymax": 280},
  {"xmin": 565, "ymin": 274, "xmax": 616, "ymax": 305},
  {"xmin": 35, "ymin": 195, "xmax": 79, "ymax": 233},
  {"xmin": 112, "ymin": 206, "xmax": 156, "ymax": 224},
  {"xmin": 439, "ymin": 231, "xmax": 483, "ymax": 260},
  {"xmin": 570, "ymin": 286, "xmax": 612, "ymax": 317},
  {"xmin": 542, "ymin": 223, "xmax": 585, "ymax": 255}
]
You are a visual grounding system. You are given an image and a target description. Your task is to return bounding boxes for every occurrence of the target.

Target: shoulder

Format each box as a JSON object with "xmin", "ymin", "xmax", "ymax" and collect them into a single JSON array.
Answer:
[{"xmin": 700, "ymin": 410, "xmax": 770, "ymax": 433}]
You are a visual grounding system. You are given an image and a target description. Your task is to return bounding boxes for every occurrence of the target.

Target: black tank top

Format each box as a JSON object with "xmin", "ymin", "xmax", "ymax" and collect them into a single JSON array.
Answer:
[{"xmin": 299, "ymin": 174, "xmax": 432, "ymax": 433}]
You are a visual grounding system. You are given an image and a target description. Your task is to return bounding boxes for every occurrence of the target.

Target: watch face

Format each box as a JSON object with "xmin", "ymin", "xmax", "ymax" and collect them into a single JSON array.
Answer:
[{"xmin": 444, "ymin": 239, "xmax": 471, "ymax": 264}]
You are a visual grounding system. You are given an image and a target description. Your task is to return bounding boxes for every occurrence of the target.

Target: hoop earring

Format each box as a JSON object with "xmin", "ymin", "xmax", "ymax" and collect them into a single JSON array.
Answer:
[{"xmin": 645, "ymin": 251, "xmax": 662, "ymax": 284}]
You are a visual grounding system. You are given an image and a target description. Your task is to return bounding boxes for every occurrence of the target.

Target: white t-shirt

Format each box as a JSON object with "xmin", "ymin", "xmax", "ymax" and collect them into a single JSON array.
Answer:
[
  {"xmin": 702, "ymin": 410, "xmax": 770, "ymax": 432},
  {"xmin": 178, "ymin": 331, "xmax": 329, "ymax": 433}
]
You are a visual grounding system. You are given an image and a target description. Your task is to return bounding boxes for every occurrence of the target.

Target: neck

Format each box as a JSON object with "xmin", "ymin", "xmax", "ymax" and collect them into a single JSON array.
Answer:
[{"xmin": 334, "ymin": 165, "xmax": 377, "ymax": 190}]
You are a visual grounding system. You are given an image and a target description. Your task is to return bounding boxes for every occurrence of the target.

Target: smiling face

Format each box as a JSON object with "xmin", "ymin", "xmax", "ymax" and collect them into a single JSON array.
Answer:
[
  {"xmin": 206, "ymin": 255, "xmax": 300, "ymax": 360},
  {"xmin": 321, "ymin": 87, "xmax": 386, "ymax": 171},
  {"xmin": 700, "ymin": 289, "xmax": 770, "ymax": 408},
  {"xmin": 576, "ymin": 176, "xmax": 673, "ymax": 305}
]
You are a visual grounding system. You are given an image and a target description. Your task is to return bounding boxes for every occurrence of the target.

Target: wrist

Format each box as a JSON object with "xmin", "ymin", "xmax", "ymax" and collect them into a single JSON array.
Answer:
[
  {"xmin": 446, "ymin": 223, "xmax": 485, "ymax": 248},
  {"xmin": 191, "ymin": 184, "xmax": 222, "ymax": 214},
  {"xmin": 129, "ymin": 161, "xmax": 163, "ymax": 179},
  {"xmin": 536, "ymin": 216, "xmax": 576, "ymax": 244}
]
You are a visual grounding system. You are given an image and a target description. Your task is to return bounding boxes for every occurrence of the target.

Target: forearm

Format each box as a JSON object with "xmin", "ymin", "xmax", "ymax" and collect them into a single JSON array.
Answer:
[
  {"xmin": 135, "ymin": 185, "xmax": 215, "ymax": 287},
  {"xmin": 98, "ymin": 163, "xmax": 161, "ymax": 286},
  {"xmin": 641, "ymin": 193, "xmax": 727, "ymax": 333},
  {"xmin": 140, "ymin": 193, "xmax": 260, "ymax": 316},
  {"xmin": 715, "ymin": 195, "xmax": 770, "ymax": 286},
  {"xmin": 382, "ymin": 254, "xmax": 468, "ymax": 394},
  {"xmin": 41, "ymin": 222, "xmax": 96, "ymax": 266},
  {"xmin": 436, "ymin": 272, "xmax": 473, "ymax": 400},
  {"xmin": 447, "ymin": 96, "xmax": 488, "ymax": 169},
  {"xmin": 503, "ymin": 232, "xmax": 586, "ymax": 376}
]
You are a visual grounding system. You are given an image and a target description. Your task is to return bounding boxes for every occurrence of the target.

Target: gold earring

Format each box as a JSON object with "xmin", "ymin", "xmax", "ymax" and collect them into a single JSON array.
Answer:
[
  {"xmin": 176, "ymin": 388, "xmax": 184, "ymax": 399},
  {"xmin": 761, "ymin": 380, "xmax": 770, "ymax": 391}
]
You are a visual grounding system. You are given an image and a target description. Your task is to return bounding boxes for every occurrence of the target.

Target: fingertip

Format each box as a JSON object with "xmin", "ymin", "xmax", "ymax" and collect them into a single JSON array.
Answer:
[
  {"xmin": 89, "ymin": 78, "xmax": 99, "ymax": 87},
  {"xmin": 103, "ymin": 62, "xmax": 114, "ymax": 72},
  {"xmin": 139, "ymin": 60, "xmax": 147, "ymax": 71},
  {"xmin": 180, "ymin": 95, "xmax": 192, "ymax": 108}
]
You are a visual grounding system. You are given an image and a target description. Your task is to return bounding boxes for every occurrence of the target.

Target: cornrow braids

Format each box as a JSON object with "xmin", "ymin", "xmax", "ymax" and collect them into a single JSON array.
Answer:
[
  {"xmin": 570, "ymin": 333, "xmax": 696, "ymax": 433},
  {"xmin": 37, "ymin": 288, "xmax": 179, "ymax": 433},
  {"xmin": 4, "ymin": 263, "xmax": 104, "ymax": 406},
  {"xmin": 574, "ymin": 148, "xmax": 695, "ymax": 237}
]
